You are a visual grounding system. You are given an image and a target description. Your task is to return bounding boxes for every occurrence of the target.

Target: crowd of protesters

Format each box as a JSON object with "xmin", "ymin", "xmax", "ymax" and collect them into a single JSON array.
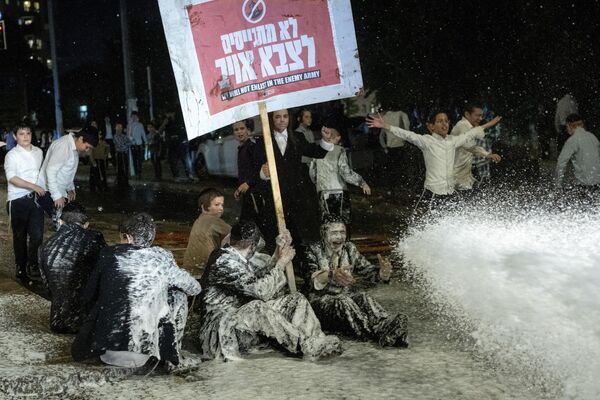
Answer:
[{"xmin": 0, "ymin": 93, "xmax": 598, "ymax": 373}]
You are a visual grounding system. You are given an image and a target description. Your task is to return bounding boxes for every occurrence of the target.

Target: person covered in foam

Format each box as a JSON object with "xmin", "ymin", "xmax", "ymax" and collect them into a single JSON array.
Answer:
[
  {"xmin": 198, "ymin": 220, "xmax": 342, "ymax": 361},
  {"xmin": 38, "ymin": 202, "xmax": 106, "ymax": 333},
  {"xmin": 72, "ymin": 212, "xmax": 201, "ymax": 371},
  {"xmin": 304, "ymin": 215, "xmax": 408, "ymax": 347}
]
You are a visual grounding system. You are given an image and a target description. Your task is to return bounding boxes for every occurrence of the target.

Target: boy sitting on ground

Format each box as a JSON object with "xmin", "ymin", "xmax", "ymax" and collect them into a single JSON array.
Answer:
[{"xmin": 183, "ymin": 188, "xmax": 231, "ymax": 277}]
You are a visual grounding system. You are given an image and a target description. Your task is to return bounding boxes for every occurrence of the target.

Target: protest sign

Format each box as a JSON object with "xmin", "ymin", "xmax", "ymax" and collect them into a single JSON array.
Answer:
[{"xmin": 159, "ymin": 0, "xmax": 363, "ymax": 138}]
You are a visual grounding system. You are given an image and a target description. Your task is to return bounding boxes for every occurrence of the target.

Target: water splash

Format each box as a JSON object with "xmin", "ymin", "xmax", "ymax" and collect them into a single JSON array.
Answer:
[{"xmin": 396, "ymin": 190, "xmax": 600, "ymax": 399}]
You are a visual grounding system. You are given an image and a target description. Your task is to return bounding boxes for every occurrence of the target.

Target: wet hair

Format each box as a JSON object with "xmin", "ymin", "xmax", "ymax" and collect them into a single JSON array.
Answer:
[
  {"xmin": 13, "ymin": 122, "xmax": 33, "ymax": 134},
  {"xmin": 230, "ymin": 220, "xmax": 261, "ymax": 248},
  {"xmin": 120, "ymin": 212, "xmax": 156, "ymax": 247},
  {"xmin": 566, "ymin": 113, "xmax": 583, "ymax": 124},
  {"xmin": 74, "ymin": 125, "xmax": 99, "ymax": 147},
  {"xmin": 463, "ymin": 102, "xmax": 484, "ymax": 114},
  {"xmin": 198, "ymin": 188, "xmax": 224, "ymax": 211},
  {"xmin": 60, "ymin": 202, "xmax": 89, "ymax": 226},
  {"xmin": 426, "ymin": 109, "xmax": 449, "ymax": 125},
  {"xmin": 320, "ymin": 214, "xmax": 348, "ymax": 239},
  {"xmin": 232, "ymin": 119, "xmax": 254, "ymax": 132}
]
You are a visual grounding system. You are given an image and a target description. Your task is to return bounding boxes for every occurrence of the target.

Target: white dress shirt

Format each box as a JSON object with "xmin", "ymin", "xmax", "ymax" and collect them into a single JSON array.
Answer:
[
  {"xmin": 556, "ymin": 127, "xmax": 600, "ymax": 186},
  {"xmin": 4, "ymin": 144, "xmax": 44, "ymax": 202},
  {"xmin": 389, "ymin": 126, "xmax": 486, "ymax": 195},
  {"xmin": 37, "ymin": 133, "xmax": 79, "ymax": 201},
  {"xmin": 128, "ymin": 121, "xmax": 147, "ymax": 145},
  {"xmin": 450, "ymin": 118, "xmax": 490, "ymax": 190},
  {"xmin": 260, "ymin": 129, "xmax": 333, "ymax": 180}
]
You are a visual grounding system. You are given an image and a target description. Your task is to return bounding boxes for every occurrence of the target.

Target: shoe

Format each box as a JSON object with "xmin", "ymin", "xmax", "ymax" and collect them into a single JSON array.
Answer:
[
  {"xmin": 16, "ymin": 272, "xmax": 33, "ymax": 286},
  {"xmin": 131, "ymin": 356, "xmax": 162, "ymax": 376},
  {"xmin": 302, "ymin": 334, "xmax": 343, "ymax": 360}
]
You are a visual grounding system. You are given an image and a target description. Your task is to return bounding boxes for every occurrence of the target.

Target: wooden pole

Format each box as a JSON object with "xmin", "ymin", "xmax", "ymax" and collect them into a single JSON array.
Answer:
[{"xmin": 258, "ymin": 101, "xmax": 297, "ymax": 293}]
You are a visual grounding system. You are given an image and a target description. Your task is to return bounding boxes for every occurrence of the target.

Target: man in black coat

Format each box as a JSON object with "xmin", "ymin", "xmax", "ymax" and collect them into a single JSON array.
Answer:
[
  {"xmin": 72, "ymin": 213, "xmax": 201, "ymax": 369},
  {"xmin": 39, "ymin": 202, "xmax": 106, "ymax": 333},
  {"xmin": 254, "ymin": 108, "xmax": 335, "ymax": 252}
]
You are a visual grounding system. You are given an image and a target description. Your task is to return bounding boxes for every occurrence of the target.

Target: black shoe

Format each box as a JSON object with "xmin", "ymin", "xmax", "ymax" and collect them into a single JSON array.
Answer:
[
  {"xmin": 16, "ymin": 272, "xmax": 33, "ymax": 286},
  {"xmin": 132, "ymin": 356, "xmax": 162, "ymax": 376}
]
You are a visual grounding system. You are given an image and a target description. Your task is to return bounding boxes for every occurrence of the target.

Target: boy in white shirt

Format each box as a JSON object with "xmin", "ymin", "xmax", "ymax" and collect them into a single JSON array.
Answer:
[{"xmin": 4, "ymin": 124, "xmax": 46, "ymax": 284}]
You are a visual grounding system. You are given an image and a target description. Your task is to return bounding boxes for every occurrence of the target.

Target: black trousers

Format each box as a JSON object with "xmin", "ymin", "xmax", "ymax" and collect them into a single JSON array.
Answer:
[
  {"xmin": 131, "ymin": 145, "xmax": 144, "ymax": 177},
  {"xmin": 7, "ymin": 194, "xmax": 44, "ymax": 276},
  {"xmin": 105, "ymin": 139, "xmax": 116, "ymax": 167},
  {"xmin": 89, "ymin": 159, "xmax": 108, "ymax": 191},
  {"xmin": 116, "ymin": 152, "xmax": 130, "ymax": 189},
  {"xmin": 150, "ymin": 147, "xmax": 162, "ymax": 179}
]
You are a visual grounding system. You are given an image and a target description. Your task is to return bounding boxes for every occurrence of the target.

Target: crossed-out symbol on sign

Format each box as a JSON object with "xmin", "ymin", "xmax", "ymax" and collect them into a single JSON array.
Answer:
[{"xmin": 242, "ymin": 0, "xmax": 266, "ymax": 24}]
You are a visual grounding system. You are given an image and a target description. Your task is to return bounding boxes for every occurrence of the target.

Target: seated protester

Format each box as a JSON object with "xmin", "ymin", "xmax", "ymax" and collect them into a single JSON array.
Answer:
[
  {"xmin": 198, "ymin": 220, "xmax": 342, "ymax": 361},
  {"xmin": 309, "ymin": 127, "xmax": 371, "ymax": 230},
  {"xmin": 183, "ymin": 188, "xmax": 232, "ymax": 278},
  {"xmin": 304, "ymin": 215, "xmax": 408, "ymax": 347},
  {"xmin": 72, "ymin": 213, "xmax": 201, "ymax": 370},
  {"xmin": 38, "ymin": 202, "xmax": 106, "ymax": 333}
]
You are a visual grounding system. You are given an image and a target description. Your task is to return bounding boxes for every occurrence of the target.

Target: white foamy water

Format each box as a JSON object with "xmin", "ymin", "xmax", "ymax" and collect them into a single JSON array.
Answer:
[{"xmin": 397, "ymin": 201, "xmax": 600, "ymax": 399}]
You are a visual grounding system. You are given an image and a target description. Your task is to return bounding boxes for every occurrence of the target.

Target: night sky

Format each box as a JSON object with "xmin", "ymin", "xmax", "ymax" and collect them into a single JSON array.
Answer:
[{"xmin": 50, "ymin": 0, "xmax": 600, "ymax": 129}]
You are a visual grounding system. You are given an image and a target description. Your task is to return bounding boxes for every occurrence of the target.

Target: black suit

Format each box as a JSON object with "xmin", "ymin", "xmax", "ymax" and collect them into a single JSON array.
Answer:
[{"xmin": 254, "ymin": 130, "xmax": 328, "ymax": 251}]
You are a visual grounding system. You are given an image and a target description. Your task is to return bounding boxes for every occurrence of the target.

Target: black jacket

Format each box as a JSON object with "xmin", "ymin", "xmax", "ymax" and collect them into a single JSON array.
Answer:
[
  {"xmin": 39, "ymin": 224, "xmax": 106, "ymax": 333},
  {"xmin": 254, "ymin": 130, "xmax": 328, "ymax": 211}
]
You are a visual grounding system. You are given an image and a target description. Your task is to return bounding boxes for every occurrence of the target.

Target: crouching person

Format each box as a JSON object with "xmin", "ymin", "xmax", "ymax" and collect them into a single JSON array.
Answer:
[
  {"xmin": 198, "ymin": 220, "xmax": 342, "ymax": 361},
  {"xmin": 72, "ymin": 213, "xmax": 201, "ymax": 371},
  {"xmin": 305, "ymin": 215, "xmax": 408, "ymax": 347},
  {"xmin": 38, "ymin": 202, "xmax": 106, "ymax": 333}
]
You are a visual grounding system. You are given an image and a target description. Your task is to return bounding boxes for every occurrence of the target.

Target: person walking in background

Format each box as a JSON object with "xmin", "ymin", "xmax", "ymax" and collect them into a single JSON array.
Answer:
[
  {"xmin": 147, "ymin": 121, "xmax": 164, "ymax": 180},
  {"xmin": 89, "ymin": 133, "xmax": 110, "ymax": 192},
  {"xmin": 113, "ymin": 122, "xmax": 131, "ymax": 190},
  {"xmin": 103, "ymin": 116, "xmax": 116, "ymax": 167},
  {"xmin": 128, "ymin": 111, "xmax": 147, "ymax": 178}
]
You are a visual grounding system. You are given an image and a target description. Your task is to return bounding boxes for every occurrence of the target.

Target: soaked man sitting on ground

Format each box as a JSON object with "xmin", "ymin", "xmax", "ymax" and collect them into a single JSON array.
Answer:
[
  {"xmin": 72, "ymin": 213, "xmax": 201, "ymax": 371},
  {"xmin": 198, "ymin": 220, "xmax": 342, "ymax": 361},
  {"xmin": 304, "ymin": 215, "xmax": 408, "ymax": 347},
  {"xmin": 39, "ymin": 202, "xmax": 106, "ymax": 333}
]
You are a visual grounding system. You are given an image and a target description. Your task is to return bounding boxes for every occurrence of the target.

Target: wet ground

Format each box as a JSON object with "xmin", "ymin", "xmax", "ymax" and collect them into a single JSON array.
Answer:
[{"xmin": 0, "ymin": 159, "xmax": 566, "ymax": 399}]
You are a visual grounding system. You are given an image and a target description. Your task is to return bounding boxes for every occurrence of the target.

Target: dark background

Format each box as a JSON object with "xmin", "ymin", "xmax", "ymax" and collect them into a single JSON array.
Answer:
[{"xmin": 28, "ymin": 0, "xmax": 600, "ymax": 131}]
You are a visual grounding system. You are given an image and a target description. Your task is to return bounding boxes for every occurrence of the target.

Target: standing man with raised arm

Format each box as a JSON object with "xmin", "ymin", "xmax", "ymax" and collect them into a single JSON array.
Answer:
[
  {"xmin": 367, "ymin": 111, "xmax": 501, "ymax": 209},
  {"xmin": 451, "ymin": 102, "xmax": 502, "ymax": 191}
]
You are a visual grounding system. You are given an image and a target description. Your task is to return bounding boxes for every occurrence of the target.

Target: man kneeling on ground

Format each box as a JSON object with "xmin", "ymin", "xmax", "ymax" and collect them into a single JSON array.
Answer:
[
  {"xmin": 72, "ymin": 213, "xmax": 201, "ymax": 370},
  {"xmin": 198, "ymin": 220, "xmax": 342, "ymax": 360},
  {"xmin": 39, "ymin": 202, "xmax": 106, "ymax": 333},
  {"xmin": 304, "ymin": 215, "xmax": 408, "ymax": 347}
]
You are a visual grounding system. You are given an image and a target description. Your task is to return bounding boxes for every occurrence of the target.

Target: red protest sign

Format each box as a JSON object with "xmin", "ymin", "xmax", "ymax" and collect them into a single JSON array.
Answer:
[{"xmin": 187, "ymin": 0, "xmax": 341, "ymax": 115}]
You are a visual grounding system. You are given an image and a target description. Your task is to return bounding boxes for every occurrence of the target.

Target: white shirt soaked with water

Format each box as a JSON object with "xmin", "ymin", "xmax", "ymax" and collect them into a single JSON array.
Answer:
[
  {"xmin": 37, "ymin": 134, "xmax": 79, "ymax": 201},
  {"xmin": 556, "ymin": 127, "xmax": 600, "ymax": 186},
  {"xmin": 4, "ymin": 144, "xmax": 44, "ymax": 201},
  {"xmin": 388, "ymin": 126, "xmax": 485, "ymax": 195},
  {"xmin": 451, "ymin": 118, "xmax": 490, "ymax": 190}
]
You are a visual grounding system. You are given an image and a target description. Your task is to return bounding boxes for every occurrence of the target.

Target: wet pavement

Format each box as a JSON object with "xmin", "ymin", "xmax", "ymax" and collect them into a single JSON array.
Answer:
[{"xmin": 0, "ymin": 159, "xmax": 564, "ymax": 399}]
